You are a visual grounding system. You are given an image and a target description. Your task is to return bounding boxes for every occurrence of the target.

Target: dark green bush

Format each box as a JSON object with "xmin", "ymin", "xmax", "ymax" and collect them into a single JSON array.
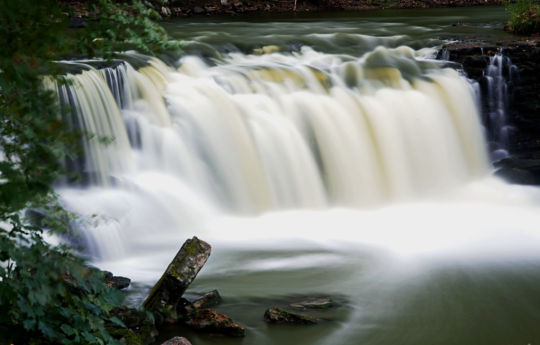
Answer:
[
  {"xmin": 506, "ymin": 0, "xmax": 540, "ymax": 35},
  {"xmin": 0, "ymin": 1, "xmax": 178, "ymax": 344}
]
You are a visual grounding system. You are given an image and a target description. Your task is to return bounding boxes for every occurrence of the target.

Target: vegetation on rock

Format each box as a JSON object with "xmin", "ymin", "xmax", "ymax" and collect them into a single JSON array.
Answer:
[
  {"xmin": 506, "ymin": 0, "xmax": 540, "ymax": 34},
  {"xmin": 0, "ymin": 1, "xmax": 177, "ymax": 344}
]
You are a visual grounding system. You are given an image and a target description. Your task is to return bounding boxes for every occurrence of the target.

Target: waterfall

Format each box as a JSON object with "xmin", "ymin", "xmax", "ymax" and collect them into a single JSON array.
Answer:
[
  {"xmin": 483, "ymin": 51, "xmax": 518, "ymax": 161},
  {"xmin": 53, "ymin": 46, "xmax": 489, "ymax": 220}
]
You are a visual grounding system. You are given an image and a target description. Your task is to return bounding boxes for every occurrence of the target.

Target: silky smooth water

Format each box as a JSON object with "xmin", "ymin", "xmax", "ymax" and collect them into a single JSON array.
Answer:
[{"xmin": 54, "ymin": 6, "xmax": 540, "ymax": 345}]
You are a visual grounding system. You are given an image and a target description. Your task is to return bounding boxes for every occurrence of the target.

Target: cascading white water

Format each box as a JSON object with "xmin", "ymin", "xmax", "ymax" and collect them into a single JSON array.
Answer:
[
  {"xmin": 484, "ymin": 52, "xmax": 518, "ymax": 161},
  {"xmin": 54, "ymin": 46, "xmax": 489, "ymax": 217},
  {"xmin": 52, "ymin": 15, "xmax": 540, "ymax": 345}
]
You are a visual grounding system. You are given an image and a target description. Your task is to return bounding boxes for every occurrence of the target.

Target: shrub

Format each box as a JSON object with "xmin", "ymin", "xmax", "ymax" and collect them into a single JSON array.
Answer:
[
  {"xmin": 505, "ymin": 0, "xmax": 540, "ymax": 35},
  {"xmin": 0, "ymin": 1, "xmax": 178, "ymax": 343}
]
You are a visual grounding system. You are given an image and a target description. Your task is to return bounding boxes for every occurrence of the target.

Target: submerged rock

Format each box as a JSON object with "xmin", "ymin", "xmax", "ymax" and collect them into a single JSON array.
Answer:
[
  {"xmin": 161, "ymin": 336, "xmax": 192, "ymax": 345},
  {"xmin": 143, "ymin": 237, "xmax": 211, "ymax": 314},
  {"xmin": 184, "ymin": 308, "xmax": 246, "ymax": 337},
  {"xmin": 264, "ymin": 307, "xmax": 318, "ymax": 325},
  {"xmin": 289, "ymin": 297, "xmax": 333, "ymax": 310}
]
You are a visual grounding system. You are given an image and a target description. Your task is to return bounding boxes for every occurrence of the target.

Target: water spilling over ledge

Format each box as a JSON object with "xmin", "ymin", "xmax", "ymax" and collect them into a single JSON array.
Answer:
[{"xmin": 48, "ymin": 23, "xmax": 540, "ymax": 345}]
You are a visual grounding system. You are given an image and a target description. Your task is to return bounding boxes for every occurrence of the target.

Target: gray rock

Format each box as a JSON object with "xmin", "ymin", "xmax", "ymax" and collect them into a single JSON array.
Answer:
[
  {"xmin": 161, "ymin": 336, "xmax": 192, "ymax": 345},
  {"xmin": 143, "ymin": 237, "xmax": 211, "ymax": 313},
  {"xmin": 184, "ymin": 308, "xmax": 245, "ymax": 337},
  {"xmin": 264, "ymin": 307, "xmax": 317, "ymax": 325},
  {"xmin": 192, "ymin": 290, "xmax": 222, "ymax": 309}
]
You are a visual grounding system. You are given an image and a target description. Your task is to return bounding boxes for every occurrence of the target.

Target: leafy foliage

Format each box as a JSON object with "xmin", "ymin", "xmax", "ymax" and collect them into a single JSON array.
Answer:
[
  {"xmin": 0, "ymin": 1, "xmax": 177, "ymax": 344},
  {"xmin": 505, "ymin": 0, "xmax": 540, "ymax": 34}
]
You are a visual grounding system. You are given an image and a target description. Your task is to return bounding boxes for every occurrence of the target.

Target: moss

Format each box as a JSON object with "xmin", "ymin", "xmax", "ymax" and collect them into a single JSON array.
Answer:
[{"xmin": 108, "ymin": 329, "xmax": 143, "ymax": 345}]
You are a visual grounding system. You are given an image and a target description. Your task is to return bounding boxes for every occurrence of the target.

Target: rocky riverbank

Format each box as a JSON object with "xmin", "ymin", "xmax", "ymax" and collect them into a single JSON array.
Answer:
[
  {"xmin": 155, "ymin": 0, "xmax": 504, "ymax": 17},
  {"xmin": 440, "ymin": 38, "xmax": 540, "ymax": 185}
]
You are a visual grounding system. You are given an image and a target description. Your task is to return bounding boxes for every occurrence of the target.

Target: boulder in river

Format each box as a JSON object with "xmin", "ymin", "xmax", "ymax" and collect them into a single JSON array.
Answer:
[
  {"xmin": 161, "ymin": 336, "xmax": 192, "ymax": 345},
  {"xmin": 184, "ymin": 308, "xmax": 246, "ymax": 337},
  {"xmin": 143, "ymin": 236, "xmax": 211, "ymax": 315}
]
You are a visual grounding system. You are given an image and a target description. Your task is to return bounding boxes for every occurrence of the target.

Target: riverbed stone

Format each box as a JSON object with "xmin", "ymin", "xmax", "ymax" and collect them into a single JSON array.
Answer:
[
  {"xmin": 184, "ymin": 308, "xmax": 246, "ymax": 337},
  {"xmin": 264, "ymin": 307, "xmax": 318, "ymax": 325},
  {"xmin": 289, "ymin": 297, "xmax": 333, "ymax": 310},
  {"xmin": 143, "ymin": 236, "xmax": 211, "ymax": 314},
  {"xmin": 161, "ymin": 336, "xmax": 192, "ymax": 345},
  {"xmin": 191, "ymin": 290, "xmax": 223, "ymax": 309}
]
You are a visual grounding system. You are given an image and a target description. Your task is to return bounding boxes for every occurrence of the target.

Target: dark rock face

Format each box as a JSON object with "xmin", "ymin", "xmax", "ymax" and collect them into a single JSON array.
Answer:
[
  {"xmin": 161, "ymin": 336, "xmax": 193, "ymax": 345},
  {"xmin": 441, "ymin": 39, "xmax": 540, "ymax": 185},
  {"xmin": 263, "ymin": 307, "xmax": 318, "ymax": 325},
  {"xmin": 184, "ymin": 308, "xmax": 246, "ymax": 337},
  {"xmin": 143, "ymin": 237, "xmax": 211, "ymax": 314}
]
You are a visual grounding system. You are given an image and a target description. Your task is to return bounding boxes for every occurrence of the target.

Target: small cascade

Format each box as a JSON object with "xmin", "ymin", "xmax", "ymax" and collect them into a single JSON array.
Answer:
[{"xmin": 483, "ymin": 51, "xmax": 518, "ymax": 161}]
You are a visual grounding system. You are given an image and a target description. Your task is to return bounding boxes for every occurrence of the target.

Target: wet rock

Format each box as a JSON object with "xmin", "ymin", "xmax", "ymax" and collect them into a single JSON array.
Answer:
[
  {"xmin": 161, "ymin": 336, "xmax": 192, "ymax": 345},
  {"xmin": 143, "ymin": 237, "xmax": 211, "ymax": 314},
  {"xmin": 109, "ymin": 275, "xmax": 131, "ymax": 290},
  {"xmin": 495, "ymin": 167, "xmax": 537, "ymax": 185},
  {"xmin": 184, "ymin": 308, "xmax": 246, "ymax": 337},
  {"xmin": 289, "ymin": 297, "xmax": 333, "ymax": 310},
  {"xmin": 102, "ymin": 270, "xmax": 114, "ymax": 280},
  {"xmin": 192, "ymin": 290, "xmax": 223, "ymax": 309},
  {"xmin": 495, "ymin": 158, "xmax": 540, "ymax": 185},
  {"xmin": 193, "ymin": 6, "xmax": 205, "ymax": 14},
  {"xmin": 263, "ymin": 307, "xmax": 318, "ymax": 325},
  {"xmin": 442, "ymin": 38, "xmax": 540, "ymax": 186}
]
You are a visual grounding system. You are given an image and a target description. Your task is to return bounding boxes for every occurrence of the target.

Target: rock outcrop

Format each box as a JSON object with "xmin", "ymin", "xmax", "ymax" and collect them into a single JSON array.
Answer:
[{"xmin": 441, "ymin": 38, "xmax": 540, "ymax": 185}]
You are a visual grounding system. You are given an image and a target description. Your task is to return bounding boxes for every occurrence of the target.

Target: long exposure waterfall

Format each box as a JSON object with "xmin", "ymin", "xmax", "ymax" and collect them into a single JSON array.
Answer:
[
  {"xmin": 51, "ymin": 11, "xmax": 540, "ymax": 345},
  {"xmin": 53, "ymin": 47, "xmax": 489, "ymax": 215}
]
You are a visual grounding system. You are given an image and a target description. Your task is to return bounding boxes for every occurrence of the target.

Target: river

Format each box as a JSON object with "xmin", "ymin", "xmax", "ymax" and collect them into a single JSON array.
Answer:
[{"xmin": 54, "ymin": 6, "xmax": 540, "ymax": 345}]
